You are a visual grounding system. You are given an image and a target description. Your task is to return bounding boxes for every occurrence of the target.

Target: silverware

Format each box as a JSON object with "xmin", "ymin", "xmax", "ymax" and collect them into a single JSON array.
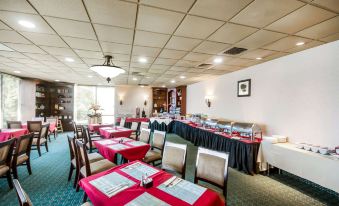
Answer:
[{"xmin": 165, "ymin": 177, "xmax": 177, "ymax": 187}]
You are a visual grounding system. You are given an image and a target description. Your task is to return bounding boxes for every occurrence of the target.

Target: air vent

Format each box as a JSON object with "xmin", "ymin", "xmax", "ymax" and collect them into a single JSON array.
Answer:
[
  {"xmin": 138, "ymin": 84, "xmax": 148, "ymax": 86},
  {"xmin": 197, "ymin": 63, "xmax": 212, "ymax": 69},
  {"xmin": 224, "ymin": 47, "xmax": 247, "ymax": 55},
  {"xmin": 131, "ymin": 72, "xmax": 140, "ymax": 75}
]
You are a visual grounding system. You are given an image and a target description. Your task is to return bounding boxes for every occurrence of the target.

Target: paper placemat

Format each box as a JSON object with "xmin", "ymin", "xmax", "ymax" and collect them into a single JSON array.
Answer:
[
  {"xmin": 96, "ymin": 140, "xmax": 115, "ymax": 145},
  {"xmin": 114, "ymin": 137, "xmax": 131, "ymax": 142},
  {"xmin": 89, "ymin": 172, "xmax": 135, "ymax": 198},
  {"xmin": 158, "ymin": 177, "xmax": 206, "ymax": 205},
  {"xmin": 108, "ymin": 144, "xmax": 130, "ymax": 151},
  {"xmin": 127, "ymin": 141, "xmax": 147, "ymax": 146},
  {"xmin": 125, "ymin": 192, "xmax": 170, "ymax": 206},
  {"xmin": 120, "ymin": 162, "xmax": 159, "ymax": 180}
]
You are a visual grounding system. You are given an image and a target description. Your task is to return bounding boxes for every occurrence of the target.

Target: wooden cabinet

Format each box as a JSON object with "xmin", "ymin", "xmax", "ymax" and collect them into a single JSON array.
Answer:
[
  {"xmin": 152, "ymin": 88, "xmax": 167, "ymax": 114},
  {"xmin": 176, "ymin": 86, "xmax": 186, "ymax": 116}
]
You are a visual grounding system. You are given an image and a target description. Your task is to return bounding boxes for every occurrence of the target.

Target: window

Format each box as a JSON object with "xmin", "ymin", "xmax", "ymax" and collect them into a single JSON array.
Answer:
[
  {"xmin": 1, "ymin": 74, "xmax": 20, "ymax": 127},
  {"xmin": 74, "ymin": 85, "xmax": 115, "ymax": 124}
]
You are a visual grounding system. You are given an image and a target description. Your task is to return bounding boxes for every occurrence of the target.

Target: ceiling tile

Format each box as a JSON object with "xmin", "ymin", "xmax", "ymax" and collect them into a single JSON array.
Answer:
[
  {"xmin": 212, "ymin": 64, "xmax": 243, "ymax": 71},
  {"xmin": 101, "ymin": 42, "xmax": 131, "ymax": 55},
  {"xmin": 0, "ymin": 0, "xmax": 36, "ymax": 14},
  {"xmin": 0, "ymin": 43, "xmax": 14, "ymax": 51},
  {"xmin": 24, "ymin": 53, "xmax": 57, "ymax": 61},
  {"xmin": 30, "ymin": 0, "xmax": 89, "ymax": 21},
  {"xmin": 193, "ymin": 41, "xmax": 231, "ymax": 54},
  {"xmin": 312, "ymin": 0, "xmax": 339, "ymax": 13},
  {"xmin": 45, "ymin": 17, "xmax": 96, "ymax": 39},
  {"xmin": 140, "ymin": 0, "xmax": 195, "ymax": 12},
  {"xmin": 175, "ymin": 59, "xmax": 199, "ymax": 67},
  {"xmin": 240, "ymin": 49, "xmax": 277, "ymax": 59},
  {"xmin": 224, "ymin": 57, "xmax": 253, "ymax": 66},
  {"xmin": 134, "ymin": 30, "xmax": 170, "ymax": 48},
  {"xmin": 94, "ymin": 24, "xmax": 133, "ymax": 44},
  {"xmin": 0, "ymin": 56, "xmax": 15, "ymax": 63},
  {"xmin": 111, "ymin": 54, "xmax": 130, "ymax": 62},
  {"xmin": 137, "ymin": 6, "xmax": 185, "ymax": 34},
  {"xmin": 153, "ymin": 58, "xmax": 178, "ymax": 66},
  {"xmin": 130, "ymin": 62, "xmax": 151, "ymax": 69},
  {"xmin": 158, "ymin": 49, "xmax": 188, "ymax": 59},
  {"xmin": 20, "ymin": 32, "xmax": 68, "ymax": 47},
  {"xmin": 266, "ymin": 5, "xmax": 336, "ymax": 34},
  {"xmin": 230, "ymin": 0, "xmax": 305, "ymax": 28},
  {"xmin": 132, "ymin": 46, "xmax": 161, "ymax": 57},
  {"xmin": 0, "ymin": 51, "xmax": 29, "ymax": 58},
  {"xmin": 263, "ymin": 36, "xmax": 312, "ymax": 51},
  {"xmin": 40, "ymin": 46, "xmax": 77, "ymax": 56},
  {"xmin": 169, "ymin": 66, "xmax": 189, "ymax": 72},
  {"xmin": 296, "ymin": 16, "xmax": 339, "ymax": 39},
  {"xmin": 208, "ymin": 23, "xmax": 258, "ymax": 44},
  {"xmin": 4, "ymin": 43, "xmax": 46, "ymax": 54},
  {"xmin": 165, "ymin": 36, "xmax": 202, "ymax": 51},
  {"xmin": 320, "ymin": 32, "xmax": 339, "ymax": 42},
  {"xmin": 82, "ymin": 58, "xmax": 102, "ymax": 65},
  {"xmin": 150, "ymin": 64, "xmax": 170, "ymax": 70},
  {"xmin": 175, "ymin": 15, "xmax": 224, "ymax": 39},
  {"xmin": 75, "ymin": 49, "xmax": 103, "ymax": 59},
  {"xmin": 190, "ymin": 0, "xmax": 252, "ymax": 21},
  {"xmin": 236, "ymin": 30, "xmax": 287, "ymax": 49},
  {"xmin": 131, "ymin": 56, "xmax": 154, "ymax": 63},
  {"xmin": 63, "ymin": 36, "xmax": 101, "ymax": 51},
  {"xmin": 130, "ymin": 67, "xmax": 148, "ymax": 73},
  {"xmin": 183, "ymin": 52, "xmax": 212, "ymax": 62},
  {"xmin": 0, "ymin": 30, "xmax": 30, "ymax": 44},
  {"xmin": 0, "ymin": 21, "xmax": 11, "ymax": 30},
  {"xmin": 286, "ymin": 40, "xmax": 323, "ymax": 53}
]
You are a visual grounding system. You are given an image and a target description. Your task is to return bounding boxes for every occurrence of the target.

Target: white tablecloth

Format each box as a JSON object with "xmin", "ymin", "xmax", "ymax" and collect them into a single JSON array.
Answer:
[
  {"xmin": 150, "ymin": 118, "xmax": 173, "ymax": 125},
  {"xmin": 258, "ymin": 141, "xmax": 339, "ymax": 193}
]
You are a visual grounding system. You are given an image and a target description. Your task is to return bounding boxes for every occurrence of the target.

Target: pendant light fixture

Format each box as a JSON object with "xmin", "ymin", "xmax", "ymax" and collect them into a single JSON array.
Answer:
[{"xmin": 90, "ymin": 55, "xmax": 125, "ymax": 83}]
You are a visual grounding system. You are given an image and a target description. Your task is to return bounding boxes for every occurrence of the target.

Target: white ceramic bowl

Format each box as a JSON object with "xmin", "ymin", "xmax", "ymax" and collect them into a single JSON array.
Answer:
[
  {"xmin": 303, "ymin": 144, "xmax": 312, "ymax": 151},
  {"xmin": 319, "ymin": 148, "xmax": 329, "ymax": 155},
  {"xmin": 311, "ymin": 145, "xmax": 320, "ymax": 153}
]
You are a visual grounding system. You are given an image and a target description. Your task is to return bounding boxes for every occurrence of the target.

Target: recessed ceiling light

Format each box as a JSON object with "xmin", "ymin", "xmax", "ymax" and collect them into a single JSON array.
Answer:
[
  {"xmin": 146, "ymin": 76, "xmax": 151, "ymax": 79},
  {"xmin": 170, "ymin": 80, "xmax": 175, "ymax": 83},
  {"xmin": 14, "ymin": 70, "xmax": 21, "ymax": 74},
  {"xmin": 180, "ymin": 76, "xmax": 186, "ymax": 79},
  {"xmin": 54, "ymin": 80, "xmax": 60, "ymax": 82},
  {"xmin": 132, "ymin": 77, "xmax": 137, "ymax": 81},
  {"xmin": 162, "ymin": 85, "xmax": 166, "ymax": 88},
  {"xmin": 18, "ymin": 20, "xmax": 35, "ymax": 28},
  {"xmin": 138, "ymin": 57, "xmax": 147, "ymax": 63},
  {"xmin": 256, "ymin": 57, "xmax": 262, "ymax": 60},
  {"xmin": 296, "ymin": 42, "xmax": 305, "ymax": 46},
  {"xmin": 97, "ymin": 83, "xmax": 102, "ymax": 85},
  {"xmin": 65, "ymin": 57, "xmax": 74, "ymax": 62},
  {"xmin": 88, "ymin": 75, "xmax": 93, "ymax": 78},
  {"xmin": 213, "ymin": 57, "xmax": 223, "ymax": 64},
  {"xmin": 140, "ymin": 85, "xmax": 144, "ymax": 88}
]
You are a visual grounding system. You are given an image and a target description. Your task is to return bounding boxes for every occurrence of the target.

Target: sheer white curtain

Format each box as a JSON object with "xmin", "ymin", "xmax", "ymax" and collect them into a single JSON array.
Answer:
[{"xmin": 1, "ymin": 74, "xmax": 20, "ymax": 128}]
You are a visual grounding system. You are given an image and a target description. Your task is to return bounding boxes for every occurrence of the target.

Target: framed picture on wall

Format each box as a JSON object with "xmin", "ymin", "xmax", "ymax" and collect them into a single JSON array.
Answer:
[{"xmin": 237, "ymin": 79, "xmax": 251, "ymax": 97}]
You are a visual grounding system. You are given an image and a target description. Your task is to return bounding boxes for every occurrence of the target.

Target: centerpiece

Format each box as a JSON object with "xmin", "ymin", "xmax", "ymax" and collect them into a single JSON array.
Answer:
[{"xmin": 88, "ymin": 103, "xmax": 102, "ymax": 124}]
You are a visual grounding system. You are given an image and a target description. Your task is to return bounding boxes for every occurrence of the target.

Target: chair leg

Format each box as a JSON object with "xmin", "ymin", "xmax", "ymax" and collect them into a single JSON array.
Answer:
[
  {"xmin": 68, "ymin": 164, "xmax": 74, "ymax": 182},
  {"xmin": 27, "ymin": 159, "xmax": 32, "ymax": 175},
  {"xmin": 45, "ymin": 142, "xmax": 49, "ymax": 152},
  {"xmin": 73, "ymin": 167, "xmax": 79, "ymax": 188},
  {"xmin": 37, "ymin": 145, "xmax": 41, "ymax": 157},
  {"xmin": 6, "ymin": 171, "xmax": 13, "ymax": 189},
  {"xmin": 76, "ymin": 175, "xmax": 82, "ymax": 192},
  {"xmin": 82, "ymin": 193, "xmax": 88, "ymax": 203},
  {"xmin": 12, "ymin": 166, "xmax": 18, "ymax": 179},
  {"xmin": 54, "ymin": 131, "xmax": 57, "ymax": 139}
]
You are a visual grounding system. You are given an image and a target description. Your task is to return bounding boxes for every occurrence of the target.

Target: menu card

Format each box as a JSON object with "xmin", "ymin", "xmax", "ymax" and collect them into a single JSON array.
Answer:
[
  {"xmin": 108, "ymin": 144, "xmax": 130, "ymax": 151},
  {"xmin": 127, "ymin": 141, "xmax": 147, "ymax": 146},
  {"xmin": 125, "ymin": 192, "xmax": 170, "ymax": 206},
  {"xmin": 89, "ymin": 172, "xmax": 135, "ymax": 198},
  {"xmin": 120, "ymin": 162, "xmax": 159, "ymax": 180},
  {"xmin": 114, "ymin": 137, "xmax": 131, "ymax": 142},
  {"xmin": 96, "ymin": 140, "xmax": 115, "ymax": 145},
  {"xmin": 158, "ymin": 177, "xmax": 207, "ymax": 205}
]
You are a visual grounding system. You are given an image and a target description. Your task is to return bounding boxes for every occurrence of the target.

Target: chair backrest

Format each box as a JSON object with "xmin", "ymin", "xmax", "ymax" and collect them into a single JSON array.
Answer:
[
  {"xmin": 72, "ymin": 121, "xmax": 82, "ymax": 139},
  {"xmin": 32, "ymin": 117, "xmax": 44, "ymax": 122},
  {"xmin": 67, "ymin": 135, "xmax": 75, "ymax": 161},
  {"xmin": 152, "ymin": 130, "xmax": 166, "ymax": 151},
  {"xmin": 0, "ymin": 138, "xmax": 16, "ymax": 167},
  {"xmin": 130, "ymin": 122, "xmax": 138, "ymax": 131},
  {"xmin": 45, "ymin": 117, "xmax": 57, "ymax": 124},
  {"xmin": 138, "ymin": 128, "xmax": 151, "ymax": 143},
  {"xmin": 27, "ymin": 121, "xmax": 42, "ymax": 133},
  {"xmin": 119, "ymin": 117, "xmax": 126, "ymax": 127},
  {"xmin": 162, "ymin": 142, "xmax": 187, "ymax": 177},
  {"xmin": 13, "ymin": 179, "xmax": 32, "ymax": 206},
  {"xmin": 7, "ymin": 121, "xmax": 22, "ymax": 129},
  {"xmin": 14, "ymin": 133, "xmax": 34, "ymax": 158},
  {"xmin": 140, "ymin": 122, "xmax": 149, "ymax": 130},
  {"xmin": 195, "ymin": 147, "xmax": 229, "ymax": 190},
  {"xmin": 37, "ymin": 124, "xmax": 49, "ymax": 145},
  {"xmin": 82, "ymin": 126, "xmax": 91, "ymax": 147},
  {"xmin": 75, "ymin": 139, "xmax": 91, "ymax": 176}
]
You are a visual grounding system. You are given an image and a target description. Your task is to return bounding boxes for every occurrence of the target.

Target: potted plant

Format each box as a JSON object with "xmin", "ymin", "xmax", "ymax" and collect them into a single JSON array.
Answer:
[{"xmin": 88, "ymin": 103, "xmax": 102, "ymax": 124}]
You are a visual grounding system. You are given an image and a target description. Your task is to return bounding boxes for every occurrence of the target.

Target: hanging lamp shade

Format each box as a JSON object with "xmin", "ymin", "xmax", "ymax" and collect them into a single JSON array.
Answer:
[{"xmin": 90, "ymin": 55, "xmax": 125, "ymax": 83}]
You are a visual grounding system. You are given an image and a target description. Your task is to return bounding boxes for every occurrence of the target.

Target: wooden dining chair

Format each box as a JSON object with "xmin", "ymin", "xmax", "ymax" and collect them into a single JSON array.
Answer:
[
  {"xmin": 140, "ymin": 122, "xmax": 149, "ymax": 130},
  {"xmin": 7, "ymin": 121, "xmax": 22, "ymax": 129},
  {"xmin": 46, "ymin": 117, "xmax": 58, "ymax": 140},
  {"xmin": 67, "ymin": 135, "xmax": 104, "ymax": 188},
  {"xmin": 143, "ymin": 130, "xmax": 166, "ymax": 165},
  {"xmin": 0, "ymin": 138, "xmax": 16, "ymax": 188},
  {"xmin": 138, "ymin": 128, "xmax": 151, "ymax": 143},
  {"xmin": 31, "ymin": 124, "xmax": 49, "ymax": 156},
  {"xmin": 161, "ymin": 142, "xmax": 187, "ymax": 179},
  {"xmin": 12, "ymin": 133, "xmax": 34, "ymax": 179},
  {"xmin": 75, "ymin": 139, "xmax": 116, "ymax": 191},
  {"xmin": 72, "ymin": 121, "xmax": 83, "ymax": 139},
  {"xmin": 129, "ymin": 122, "xmax": 139, "ymax": 140},
  {"xmin": 82, "ymin": 126, "xmax": 102, "ymax": 153},
  {"xmin": 119, "ymin": 117, "xmax": 126, "ymax": 127},
  {"xmin": 194, "ymin": 147, "xmax": 230, "ymax": 199},
  {"xmin": 27, "ymin": 121, "xmax": 42, "ymax": 138},
  {"xmin": 13, "ymin": 179, "xmax": 32, "ymax": 206}
]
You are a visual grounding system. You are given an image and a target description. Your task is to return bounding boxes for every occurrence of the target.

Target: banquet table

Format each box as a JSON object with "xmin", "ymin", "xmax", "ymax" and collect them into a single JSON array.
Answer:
[
  {"xmin": 79, "ymin": 161, "xmax": 225, "ymax": 206},
  {"xmin": 0, "ymin": 129, "xmax": 28, "ymax": 142},
  {"xmin": 116, "ymin": 117, "xmax": 149, "ymax": 128},
  {"xmin": 22, "ymin": 122, "xmax": 57, "ymax": 133},
  {"xmin": 171, "ymin": 120, "xmax": 260, "ymax": 174},
  {"xmin": 89, "ymin": 123, "xmax": 114, "ymax": 133},
  {"xmin": 149, "ymin": 117, "xmax": 174, "ymax": 132},
  {"xmin": 99, "ymin": 126, "xmax": 133, "ymax": 139},
  {"xmin": 94, "ymin": 138, "xmax": 150, "ymax": 162}
]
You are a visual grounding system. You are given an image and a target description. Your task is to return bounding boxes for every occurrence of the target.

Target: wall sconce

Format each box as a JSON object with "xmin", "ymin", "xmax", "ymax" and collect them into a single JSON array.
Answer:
[
  {"xmin": 205, "ymin": 95, "xmax": 213, "ymax": 108},
  {"xmin": 144, "ymin": 95, "xmax": 148, "ymax": 106},
  {"xmin": 120, "ymin": 99, "xmax": 123, "ymax": 105},
  {"xmin": 119, "ymin": 94, "xmax": 124, "ymax": 106}
]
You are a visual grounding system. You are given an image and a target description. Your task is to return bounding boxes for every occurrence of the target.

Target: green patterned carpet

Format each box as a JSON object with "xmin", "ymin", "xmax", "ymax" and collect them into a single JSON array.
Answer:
[{"xmin": 0, "ymin": 132, "xmax": 338, "ymax": 206}]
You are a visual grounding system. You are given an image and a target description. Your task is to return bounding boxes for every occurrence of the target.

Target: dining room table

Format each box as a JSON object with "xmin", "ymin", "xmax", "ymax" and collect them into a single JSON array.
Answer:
[
  {"xmin": 79, "ymin": 160, "xmax": 225, "ymax": 206},
  {"xmin": 99, "ymin": 126, "xmax": 133, "ymax": 139},
  {"xmin": 22, "ymin": 122, "xmax": 57, "ymax": 133},
  {"xmin": 94, "ymin": 138, "xmax": 150, "ymax": 163},
  {"xmin": 89, "ymin": 123, "xmax": 114, "ymax": 133},
  {"xmin": 0, "ymin": 128, "xmax": 28, "ymax": 142}
]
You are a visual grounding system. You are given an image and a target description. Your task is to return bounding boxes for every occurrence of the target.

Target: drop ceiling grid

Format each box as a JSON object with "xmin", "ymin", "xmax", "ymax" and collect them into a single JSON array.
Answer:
[{"xmin": 0, "ymin": 0, "xmax": 337, "ymax": 86}]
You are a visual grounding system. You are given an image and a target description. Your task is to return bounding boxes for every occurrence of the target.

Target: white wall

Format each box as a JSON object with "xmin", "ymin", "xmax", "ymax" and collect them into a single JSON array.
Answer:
[
  {"xmin": 19, "ymin": 79, "xmax": 36, "ymax": 121},
  {"xmin": 187, "ymin": 41, "xmax": 339, "ymax": 146},
  {"xmin": 114, "ymin": 86, "xmax": 152, "ymax": 117}
]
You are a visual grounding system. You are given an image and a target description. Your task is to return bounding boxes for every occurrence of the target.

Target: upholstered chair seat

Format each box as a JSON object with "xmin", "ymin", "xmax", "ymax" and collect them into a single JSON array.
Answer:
[
  {"xmin": 80, "ymin": 159, "xmax": 115, "ymax": 177},
  {"xmin": 0, "ymin": 165, "xmax": 9, "ymax": 176},
  {"xmin": 144, "ymin": 150, "xmax": 162, "ymax": 163},
  {"xmin": 15, "ymin": 154, "xmax": 29, "ymax": 165},
  {"xmin": 71, "ymin": 153, "xmax": 104, "ymax": 167},
  {"xmin": 32, "ymin": 137, "xmax": 46, "ymax": 145},
  {"xmin": 161, "ymin": 142, "xmax": 187, "ymax": 178},
  {"xmin": 143, "ymin": 130, "xmax": 166, "ymax": 165}
]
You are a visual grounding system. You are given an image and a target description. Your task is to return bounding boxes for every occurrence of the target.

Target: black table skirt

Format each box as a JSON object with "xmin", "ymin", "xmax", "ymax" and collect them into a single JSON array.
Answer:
[
  {"xmin": 170, "ymin": 121, "xmax": 259, "ymax": 175},
  {"xmin": 150, "ymin": 121, "xmax": 173, "ymax": 132}
]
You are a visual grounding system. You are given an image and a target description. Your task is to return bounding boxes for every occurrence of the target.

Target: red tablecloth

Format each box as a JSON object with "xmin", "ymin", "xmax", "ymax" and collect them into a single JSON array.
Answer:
[
  {"xmin": 99, "ymin": 127, "xmax": 133, "ymax": 139},
  {"xmin": 79, "ymin": 161, "xmax": 225, "ymax": 206},
  {"xmin": 94, "ymin": 138, "xmax": 150, "ymax": 162},
  {"xmin": 116, "ymin": 117, "xmax": 149, "ymax": 123},
  {"xmin": 0, "ymin": 129, "xmax": 28, "ymax": 142},
  {"xmin": 89, "ymin": 123, "xmax": 114, "ymax": 133},
  {"xmin": 22, "ymin": 122, "xmax": 57, "ymax": 133}
]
